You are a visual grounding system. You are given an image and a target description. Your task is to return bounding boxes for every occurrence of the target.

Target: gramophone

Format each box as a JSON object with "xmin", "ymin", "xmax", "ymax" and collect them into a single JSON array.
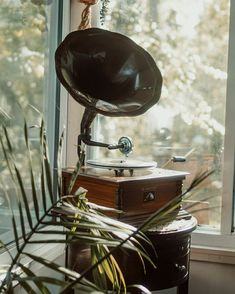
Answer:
[
  {"xmin": 55, "ymin": 26, "xmax": 163, "ymax": 175},
  {"xmin": 57, "ymin": 7, "xmax": 196, "ymax": 292},
  {"xmin": 55, "ymin": 20, "xmax": 187, "ymax": 223}
]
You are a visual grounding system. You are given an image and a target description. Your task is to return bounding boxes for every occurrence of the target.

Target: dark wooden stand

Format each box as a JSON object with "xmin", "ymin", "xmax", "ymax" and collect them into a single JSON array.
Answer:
[
  {"xmin": 63, "ymin": 167, "xmax": 195, "ymax": 293},
  {"xmin": 115, "ymin": 217, "xmax": 197, "ymax": 294}
]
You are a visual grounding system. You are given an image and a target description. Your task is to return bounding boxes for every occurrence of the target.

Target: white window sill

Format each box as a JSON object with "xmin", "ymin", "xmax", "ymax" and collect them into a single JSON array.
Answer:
[
  {"xmin": 191, "ymin": 245, "xmax": 235, "ymax": 265},
  {"xmin": 0, "ymin": 226, "xmax": 66, "ymax": 284},
  {"xmin": 0, "ymin": 243, "xmax": 65, "ymax": 285},
  {"xmin": 191, "ymin": 227, "xmax": 235, "ymax": 265}
]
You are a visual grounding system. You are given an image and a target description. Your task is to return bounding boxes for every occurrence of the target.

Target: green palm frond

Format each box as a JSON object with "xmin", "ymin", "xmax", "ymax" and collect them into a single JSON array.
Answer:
[
  {"xmin": 16, "ymin": 263, "xmax": 51, "ymax": 294},
  {"xmin": 56, "ymin": 189, "xmax": 156, "ymax": 293},
  {"xmin": 0, "ymin": 119, "xmax": 156, "ymax": 294},
  {"xmin": 0, "ymin": 116, "xmax": 213, "ymax": 293},
  {"xmin": 57, "ymin": 129, "xmax": 64, "ymax": 197},
  {"xmin": 40, "ymin": 119, "xmax": 54, "ymax": 205},
  {"xmin": 24, "ymin": 120, "xmax": 40, "ymax": 221}
]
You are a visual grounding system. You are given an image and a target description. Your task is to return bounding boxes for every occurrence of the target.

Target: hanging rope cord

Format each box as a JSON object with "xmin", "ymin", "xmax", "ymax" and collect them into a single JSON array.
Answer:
[{"xmin": 78, "ymin": 0, "xmax": 98, "ymax": 30}]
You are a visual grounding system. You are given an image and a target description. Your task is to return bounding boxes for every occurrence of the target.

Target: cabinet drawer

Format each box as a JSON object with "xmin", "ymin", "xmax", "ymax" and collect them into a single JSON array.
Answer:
[
  {"xmin": 145, "ymin": 254, "xmax": 189, "ymax": 290},
  {"xmin": 62, "ymin": 168, "xmax": 186, "ymax": 222},
  {"xmin": 120, "ymin": 180, "xmax": 182, "ymax": 217}
]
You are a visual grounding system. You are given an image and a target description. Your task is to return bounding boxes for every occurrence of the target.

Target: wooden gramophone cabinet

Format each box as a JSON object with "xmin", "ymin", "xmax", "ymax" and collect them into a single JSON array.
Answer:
[{"xmin": 62, "ymin": 167, "xmax": 196, "ymax": 294}]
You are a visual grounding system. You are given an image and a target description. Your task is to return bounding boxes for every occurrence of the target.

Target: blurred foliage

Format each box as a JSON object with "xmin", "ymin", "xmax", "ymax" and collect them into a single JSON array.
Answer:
[
  {"xmin": 0, "ymin": 0, "xmax": 51, "ymax": 229},
  {"xmin": 100, "ymin": 0, "xmax": 110, "ymax": 24},
  {"xmin": 97, "ymin": 0, "xmax": 229, "ymax": 227},
  {"xmin": 0, "ymin": 1, "xmax": 48, "ymax": 124},
  {"xmin": 0, "ymin": 0, "xmax": 230, "ymax": 230},
  {"xmin": 99, "ymin": 0, "xmax": 229, "ymax": 160}
]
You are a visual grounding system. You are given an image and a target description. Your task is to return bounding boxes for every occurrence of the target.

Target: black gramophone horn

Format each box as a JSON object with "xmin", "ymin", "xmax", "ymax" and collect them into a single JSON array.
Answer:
[{"xmin": 55, "ymin": 28, "xmax": 162, "ymax": 152}]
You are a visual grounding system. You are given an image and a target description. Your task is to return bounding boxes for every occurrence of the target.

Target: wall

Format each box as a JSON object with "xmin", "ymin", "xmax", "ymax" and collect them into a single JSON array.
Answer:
[
  {"xmin": 152, "ymin": 260, "xmax": 235, "ymax": 294},
  {"xmin": 189, "ymin": 260, "xmax": 235, "ymax": 294}
]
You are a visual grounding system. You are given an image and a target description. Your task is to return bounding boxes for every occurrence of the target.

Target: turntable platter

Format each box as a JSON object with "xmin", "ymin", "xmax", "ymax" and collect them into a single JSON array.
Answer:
[{"xmin": 86, "ymin": 159, "xmax": 157, "ymax": 176}]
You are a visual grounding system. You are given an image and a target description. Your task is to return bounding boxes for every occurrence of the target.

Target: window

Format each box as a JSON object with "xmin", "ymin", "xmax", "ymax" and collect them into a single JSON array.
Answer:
[
  {"xmin": 77, "ymin": 0, "xmax": 234, "ymax": 248},
  {"xmin": 0, "ymin": 0, "xmax": 62, "ymax": 245},
  {"xmin": 63, "ymin": 0, "xmax": 235, "ymax": 250}
]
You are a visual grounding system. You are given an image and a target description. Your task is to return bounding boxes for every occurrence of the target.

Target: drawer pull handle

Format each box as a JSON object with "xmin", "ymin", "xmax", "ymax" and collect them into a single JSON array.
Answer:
[
  {"xmin": 174, "ymin": 263, "xmax": 186, "ymax": 273},
  {"xmin": 143, "ymin": 191, "xmax": 156, "ymax": 202}
]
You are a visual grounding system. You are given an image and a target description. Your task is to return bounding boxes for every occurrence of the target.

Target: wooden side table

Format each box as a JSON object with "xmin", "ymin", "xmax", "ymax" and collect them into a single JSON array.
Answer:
[
  {"xmin": 117, "ymin": 217, "xmax": 197, "ymax": 294},
  {"xmin": 63, "ymin": 167, "xmax": 196, "ymax": 293},
  {"xmin": 67, "ymin": 216, "xmax": 196, "ymax": 294}
]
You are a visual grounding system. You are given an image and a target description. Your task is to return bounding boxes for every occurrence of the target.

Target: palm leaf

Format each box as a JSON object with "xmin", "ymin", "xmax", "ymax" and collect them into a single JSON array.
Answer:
[
  {"xmin": 90, "ymin": 232, "xmax": 124, "ymax": 291},
  {"xmin": 2, "ymin": 126, "xmax": 13, "ymax": 154},
  {"xmin": 23, "ymin": 253, "xmax": 102, "ymax": 291},
  {"xmin": 40, "ymin": 119, "xmax": 53, "ymax": 205},
  {"xmin": 24, "ymin": 120, "xmax": 40, "ymax": 220},
  {"xmin": 57, "ymin": 187, "xmax": 155, "ymax": 293},
  {"xmin": 0, "ymin": 107, "xmax": 11, "ymax": 120},
  {"xmin": 91, "ymin": 246, "xmax": 109, "ymax": 290},
  {"xmin": 67, "ymin": 149, "xmax": 85, "ymax": 195},
  {"xmin": 1, "ymin": 127, "xmax": 33, "ymax": 229},
  {"xmin": 17, "ymin": 263, "xmax": 51, "ymax": 294},
  {"xmin": 14, "ymin": 166, "xmax": 33, "ymax": 229},
  {"xmin": 13, "ymin": 276, "xmax": 37, "ymax": 294},
  {"xmin": 0, "ymin": 115, "xmax": 214, "ymax": 294},
  {"xmin": 18, "ymin": 202, "xmax": 27, "ymax": 240},
  {"xmin": 14, "ymin": 276, "xmax": 67, "ymax": 287},
  {"xmin": 40, "ymin": 162, "xmax": 47, "ymax": 212},
  {"xmin": 57, "ymin": 130, "xmax": 64, "ymax": 196},
  {"xmin": 11, "ymin": 215, "xmax": 20, "ymax": 251},
  {"xmin": 0, "ymin": 132, "xmax": 15, "ymax": 180}
]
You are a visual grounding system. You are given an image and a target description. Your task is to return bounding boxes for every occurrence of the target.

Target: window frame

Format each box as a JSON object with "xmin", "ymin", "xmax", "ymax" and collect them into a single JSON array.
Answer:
[
  {"xmin": 65, "ymin": 0, "xmax": 235, "ymax": 253},
  {"xmin": 191, "ymin": 0, "xmax": 235, "ymax": 250},
  {"xmin": 221, "ymin": 0, "xmax": 235, "ymax": 235},
  {"xmin": 0, "ymin": 0, "xmax": 69, "ymax": 264}
]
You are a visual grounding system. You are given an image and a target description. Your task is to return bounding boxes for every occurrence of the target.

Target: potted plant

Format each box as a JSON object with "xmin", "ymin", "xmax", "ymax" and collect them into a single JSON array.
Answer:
[
  {"xmin": 0, "ymin": 116, "xmax": 212, "ymax": 293},
  {"xmin": 0, "ymin": 117, "xmax": 154, "ymax": 293}
]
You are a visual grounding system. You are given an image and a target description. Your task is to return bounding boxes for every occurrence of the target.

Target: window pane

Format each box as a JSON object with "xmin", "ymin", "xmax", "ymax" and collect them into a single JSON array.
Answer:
[
  {"xmin": 96, "ymin": 0, "xmax": 230, "ymax": 229},
  {"xmin": 0, "ymin": 0, "xmax": 58, "ymax": 244}
]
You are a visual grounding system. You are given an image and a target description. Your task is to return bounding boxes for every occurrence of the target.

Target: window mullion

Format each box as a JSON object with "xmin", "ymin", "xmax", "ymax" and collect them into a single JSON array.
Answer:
[{"xmin": 220, "ymin": 0, "xmax": 235, "ymax": 235}]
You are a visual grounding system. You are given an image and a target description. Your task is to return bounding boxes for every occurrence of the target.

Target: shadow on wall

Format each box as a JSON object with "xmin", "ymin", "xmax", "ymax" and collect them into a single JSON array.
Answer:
[{"xmin": 189, "ymin": 260, "xmax": 235, "ymax": 294}]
